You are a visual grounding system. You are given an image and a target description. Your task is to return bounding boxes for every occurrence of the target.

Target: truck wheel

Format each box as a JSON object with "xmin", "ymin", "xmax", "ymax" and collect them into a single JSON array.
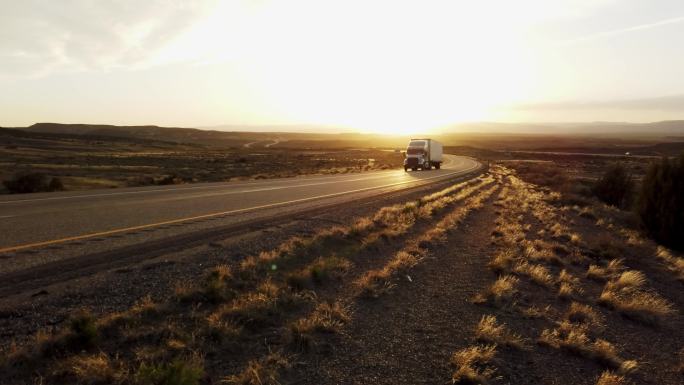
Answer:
[
  {"xmin": 425, "ymin": 164, "xmax": 431, "ymax": 170},
  {"xmin": 404, "ymin": 166, "xmax": 408, "ymax": 172},
  {"xmin": 412, "ymin": 167, "xmax": 417, "ymax": 171},
  {"xmin": 435, "ymin": 163, "xmax": 441, "ymax": 170}
]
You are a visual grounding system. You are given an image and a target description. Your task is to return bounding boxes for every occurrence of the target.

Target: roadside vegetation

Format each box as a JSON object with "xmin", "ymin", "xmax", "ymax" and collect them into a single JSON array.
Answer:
[{"xmin": 2, "ymin": 158, "xmax": 682, "ymax": 384}]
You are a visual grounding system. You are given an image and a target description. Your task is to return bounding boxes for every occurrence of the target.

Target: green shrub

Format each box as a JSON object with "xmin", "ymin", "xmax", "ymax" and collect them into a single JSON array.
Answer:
[
  {"xmin": 637, "ymin": 154, "xmax": 684, "ymax": 250},
  {"xmin": 135, "ymin": 359, "xmax": 204, "ymax": 385},
  {"xmin": 593, "ymin": 164, "xmax": 633, "ymax": 208},
  {"xmin": 2, "ymin": 172, "xmax": 64, "ymax": 193},
  {"xmin": 67, "ymin": 310, "xmax": 99, "ymax": 349}
]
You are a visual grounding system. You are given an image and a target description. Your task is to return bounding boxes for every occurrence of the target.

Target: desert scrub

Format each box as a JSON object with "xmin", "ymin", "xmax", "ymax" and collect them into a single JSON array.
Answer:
[
  {"xmin": 66, "ymin": 310, "xmax": 100, "ymax": 350},
  {"xmin": 474, "ymin": 275, "xmax": 519, "ymax": 307},
  {"xmin": 60, "ymin": 352, "xmax": 127, "ymax": 384},
  {"xmin": 636, "ymin": 154, "xmax": 684, "ymax": 250},
  {"xmin": 538, "ymin": 321, "xmax": 636, "ymax": 373},
  {"xmin": 587, "ymin": 259, "xmax": 624, "ymax": 282},
  {"xmin": 655, "ymin": 246, "xmax": 684, "ymax": 282},
  {"xmin": 488, "ymin": 250, "xmax": 516, "ymax": 274},
  {"xmin": 285, "ymin": 255, "xmax": 350, "ymax": 290},
  {"xmin": 558, "ymin": 270, "xmax": 583, "ymax": 300},
  {"xmin": 204, "ymin": 265, "xmax": 235, "ymax": 303},
  {"xmin": 224, "ymin": 352, "xmax": 291, "ymax": 385},
  {"xmin": 513, "ymin": 261, "xmax": 555, "ymax": 288},
  {"xmin": 450, "ymin": 345, "xmax": 498, "ymax": 385},
  {"xmin": 356, "ymin": 250, "xmax": 422, "ymax": 298},
  {"xmin": 209, "ymin": 281, "xmax": 305, "ymax": 330},
  {"xmin": 474, "ymin": 315, "xmax": 525, "ymax": 349},
  {"xmin": 564, "ymin": 302, "xmax": 603, "ymax": 328},
  {"xmin": 286, "ymin": 301, "xmax": 351, "ymax": 352},
  {"xmin": 2, "ymin": 172, "xmax": 65, "ymax": 193},
  {"xmin": 598, "ymin": 271, "xmax": 673, "ymax": 325},
  {"xmin": 135, "ymin": 355, "xmax": 204, "ymax": 385},
  {"xmin": 593, "ymin": 163, "xmax": 634, "ymax": 209},
  {"xmin": 595, "ymin": 371, "xmax": 626, "ymax": 385}
]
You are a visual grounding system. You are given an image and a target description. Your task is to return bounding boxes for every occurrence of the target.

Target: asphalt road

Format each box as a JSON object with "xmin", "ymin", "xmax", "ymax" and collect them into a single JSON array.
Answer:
[{"xmin": 0, "ymin": 155, "xmax": 480, "ymax": 258}]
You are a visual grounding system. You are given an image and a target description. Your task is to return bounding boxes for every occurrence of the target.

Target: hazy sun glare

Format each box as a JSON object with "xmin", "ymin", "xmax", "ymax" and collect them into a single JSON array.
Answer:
[
  {"xmin": 3, "ymin": 0, "xmax": 683, "ymax": 129},
  {"xmin": 153, "ymin": 0, "xmax": 542, "ymax": 133}
]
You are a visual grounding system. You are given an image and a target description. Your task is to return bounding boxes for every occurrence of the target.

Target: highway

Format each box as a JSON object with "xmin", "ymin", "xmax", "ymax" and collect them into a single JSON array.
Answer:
[{"xmin": 0, "ymin": 155, "xmax": 481, "ymax": 282}]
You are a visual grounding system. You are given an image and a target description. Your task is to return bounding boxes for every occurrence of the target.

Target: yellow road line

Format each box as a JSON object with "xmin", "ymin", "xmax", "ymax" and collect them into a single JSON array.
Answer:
[{"xmin": 0, "ymin": 160, "xmax": 480, "ymax": 254}]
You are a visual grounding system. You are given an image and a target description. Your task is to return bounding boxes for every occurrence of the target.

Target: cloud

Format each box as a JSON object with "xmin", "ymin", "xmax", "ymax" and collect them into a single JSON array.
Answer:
[
  {"xmin": 513, "ymin": 94, "xmax": 684, "ymax": 111},
  {"xmin": 559, "ymin": 15, "xmax": 684, "ymax": 45},
  {"xmin": 0, "ymin": 0, "xmax": 215, "ymax": 78}
]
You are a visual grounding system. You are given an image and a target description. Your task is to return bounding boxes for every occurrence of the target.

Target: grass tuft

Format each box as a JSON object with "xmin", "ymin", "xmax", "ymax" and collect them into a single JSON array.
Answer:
[
  {"xmin": 450, "ymin": 345, "xmax": 497, "ymax": 385},
  {"xmin": 356, "ymin": 251, "xmax": 421, "ymax": 298},
  {"xmin": 135, "ymin": 355, "xmax": 204, "ymax": 385},
  {"xmin": 488, "ymin": 250, "xmax": 516, "ymax": 274},
  {"xmin": 538, "ymin": 321, "xmax": 636, "ymax": 373},
  {"xmin": 587, "ymin": 259, "xmax": 624, "ymax": 282},
  {"xmin": 595, "ymin": 371, "xmax": 626, "ymax": 385},
  {"xmin": 67, "ymin": 310, "xmax": 99, "ymax": 350},
  {"xmin": 223, "ymin": 352, "xmax": 290, "ymax": 385},
  {"xmin": 513, "ymin": 262, "xmax": 555, "ymax": 288},
  {"xmin": 474, "ymin": 275, "xmax": 519, "ymax": 307},
  {"xmin": 287, "ymin": 301, "xmax": 351, "ymax": 352},
  {"xmin": 474, "ymin": 315, "xmax": 525, "ymax": 349}
]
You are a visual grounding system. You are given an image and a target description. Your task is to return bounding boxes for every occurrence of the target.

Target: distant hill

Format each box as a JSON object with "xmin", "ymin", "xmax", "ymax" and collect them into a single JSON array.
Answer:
[
  {"xmin": 9, "ymin": 123, "xmax": 409, "ymax": 148},
  {"xmin": 16, "ymin": 123, "xmax": 261, "ymax": 147},
  {"xmin": 5, "ymin": 121, "xmax": 684, "ymax": 150}
]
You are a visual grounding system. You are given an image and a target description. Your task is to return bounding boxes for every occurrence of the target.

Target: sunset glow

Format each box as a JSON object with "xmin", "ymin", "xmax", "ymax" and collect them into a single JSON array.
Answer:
[{"xmin": 2, "ymin": 0, "xmax": 683, "ymax": 131}]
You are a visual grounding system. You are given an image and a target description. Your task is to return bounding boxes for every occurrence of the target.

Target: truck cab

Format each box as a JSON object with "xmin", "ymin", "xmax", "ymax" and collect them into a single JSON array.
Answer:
[{"xmin": 404, "ymin": 138, "xmax": 443, "ymax": 172}]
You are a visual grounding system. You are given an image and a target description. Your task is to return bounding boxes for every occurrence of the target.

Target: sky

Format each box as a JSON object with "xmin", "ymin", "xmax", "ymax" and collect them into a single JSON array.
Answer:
[{"xmin": 1, "ymin": 0, "xmax": 683, "ymax": 134}]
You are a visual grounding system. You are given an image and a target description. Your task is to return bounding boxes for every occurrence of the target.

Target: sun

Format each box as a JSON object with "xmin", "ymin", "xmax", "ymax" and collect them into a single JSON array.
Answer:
[{"xmin": 155, "ymin": 1, "xmax": 536, "ymax": 130}]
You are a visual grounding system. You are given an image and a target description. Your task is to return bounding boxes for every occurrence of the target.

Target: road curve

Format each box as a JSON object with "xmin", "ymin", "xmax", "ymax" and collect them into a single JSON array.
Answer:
[{"xmin": 0, "ymin": 155, "xmax": 480, "ymax": 260}]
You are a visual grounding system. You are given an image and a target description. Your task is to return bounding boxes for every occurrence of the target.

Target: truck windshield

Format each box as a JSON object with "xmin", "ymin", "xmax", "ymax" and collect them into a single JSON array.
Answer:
[
  {"xmin": 406, "ymin": 148, "xmax": 425, "ymax": 155},
  {"xmin": 408, "ymin": 141, "xmax": 425, "ymax": 147}
]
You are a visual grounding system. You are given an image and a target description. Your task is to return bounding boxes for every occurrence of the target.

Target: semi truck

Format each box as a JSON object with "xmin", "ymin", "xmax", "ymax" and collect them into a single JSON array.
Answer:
[{"xmin": 404, "ymin": 138, "xmax": 443, "ymax": 171}]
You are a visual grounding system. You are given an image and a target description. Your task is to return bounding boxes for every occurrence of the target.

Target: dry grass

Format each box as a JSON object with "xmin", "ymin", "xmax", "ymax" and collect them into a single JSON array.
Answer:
[
  {"xmin": 287, "ymin": 301, "xmax": 351, "ymax": 352},
  {"xmin": 539, "ymin": 321, "xmax": 636, "ymax": 373},
  {"xmin": 63, "ymin": 352, "xmax": 126, "ymax": 384},
  {"xmin": 578, "ymin": 206, "xmax": 597, "ymax": 220},
  {"xmin": 356, "ymin": 250, "xmax": 422, "ymax": 298},
  {"xmin": 564, "ymin": 302, "xmax": 603, "ymax": 327},
  {"xmin": 205, "ymin": 264, "xmax": 235, "ymax": 303},
  {"xmin": 135, "ymin": 355, "xmax": 204, "ymax": 385},
  {"xmin": 286, "ymin": 256, "xmax": 351, "ymax": 290},
  {"xmin": 595, "ymin": 371, "xmax": 626, "ymax": 385},
  {"xmin": 488, "ymin": 250, "xmax": 516, "ymax": 274},
  {"xmin": 210, "ymin": 282, "xmax": 303, "ymax": 330},
  {"xmin": 474, "ymin": 275, "xmax": 519, "ymax": 307},
  {"xmin": 655, "ymin": 246, "xmax": 684, "ymax": 282},
  {"xmin": 558, "ymin": 270, "xmax": 583, "ymax": 300},
  {"xmin": 474, "ymin": 315, "xmax": 525, "ymax": 349},
  {"xmin": 513, "ymin": 262, "xmax": 555, "ymax": 288},
  {"xmin": 598, "ymin": 276, "xmax": 673, "ymax": 326},
  {"xmin": 450, "ymin": 345, "xmax": 497, "ymax": 385},
  {"xmin": 223, "ymin": 352, "xmax": 291, "ymax": 385},
  {"xmin": 523, "ymin": 242, "xmax": 563, "ymax": 266},
  {"xmin": 521, "ymin": 305, "xmax": 555, "ymax": 320},
  {"xmin": 587, "ymin": 259, "xmax": 624, "ymax": 282}
]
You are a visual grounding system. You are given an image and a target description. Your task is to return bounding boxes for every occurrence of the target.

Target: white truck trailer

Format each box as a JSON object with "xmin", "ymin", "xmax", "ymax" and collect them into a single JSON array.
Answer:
[{"xmin": 403, "ymin": 138, "xmax": 443, "ymax": 171}]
